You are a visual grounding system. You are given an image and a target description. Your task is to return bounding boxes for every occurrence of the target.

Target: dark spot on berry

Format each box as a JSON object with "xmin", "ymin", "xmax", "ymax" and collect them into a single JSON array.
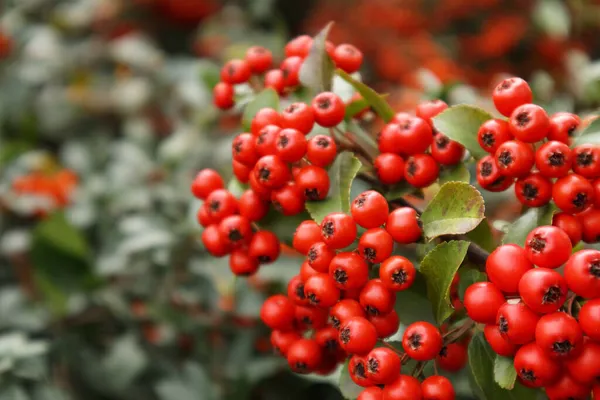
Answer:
[
  {"xmin": 480, "ymin": 161, "xmax": 493, "ymax": 177},
  {"xmin": 363, "ymin": 247, "xmax": 376, "ymax": 261},
  {"xmin": 331, "ymin": 316, "xmax": 340, "ymax": 329},
  {"xmin": 367, "ymin": 357, "xmax": 379, "ymax": 374},
  {"xmin": 548, "ymin": 151, "xmax": 565, "ymax": 167},
  {"xmin": 499, "ymin": 79, "xmax": 513, "ymax": 91},
  {"xmin": 392, "ymin": 269, "xmax": 408, "ymax": 284},
  {"xmin": 228, "ymin": 229, "xmax": 243, "ymax": 242},
  {"xmin": 233, "ymin": 141, "xmax": 242, "ymax": 154},
  {"xmin": 316, "ymin": 137, "xmax": 330, "ymax": 148},
  {"xmin": 307, "ymin": 293, "xmax": 319, "ymax": 305},
  {"xmin": 439, "ymin": 346, "xmax": 448, "ymax": 357},
  {"xmin": 340, "ymin": 327, "xmax": 351, "ymax": 344},
  {"xmin": 333, "ymin": 269, "xmax": 348, "ymax": 285},
  {"xmin": 552, "ymin": 340, "xmax": 573, "ymax": 355},
  {"xmin": 498, "ymin": 151, "xmax": 513, "ymax": 167},
  {"xmin": 406, "ymin": 160, "xmax": 417, "ymax": 177},
  {"xmin": 481, "ymin": 132, "xmax": 495, "ymax": 148},
  {"xmin": 228, "ymin": 64, "xmax": 235, "ymax": 77},
  {"xmin": 572, "ymin": 192, "xmax": 588, "ymax": 209},
  {"xmin": 282, "ymin": 68, "xmax": 289, "ymax": 79},
  {"xmin": 515, "ymin": 112, "xmax": 531, "ymax": 127},
  {"xmin": 257, "ymin": 132, "xmax": 267, "ymax": 144},
  {"xmin": 209, "ymin": 200, "xmax": 221, "ymax": 212},
  {"xmin": 408, "ymin": 333, "xmax": 422, "ymax": 350},
  {"xmin": 577, "ymin": 150, "xmax": 593, "ymax": 167},
  {"xmin": 301, "ymin": 316, "xmax": 312, "ymax": 325},
  {"xmin": 253, "ymin": 47, "xmax": 265, "ymax": 54},
  {"xmin": 542, "ymin": 285, "xmax": 562, "ymax": 304},
  {"xmin": 258, "ymin": 255, "xmax": 272, "ymax": 263},
  {"xmin": 520, "ymin": 369, "xmax": 536, "ymax": 382},
  {"xmin": 294, "ymin": 362, "xmax": 308, "ymax": 372},
  {"xmin": 490, "ymin": 176, "xmax": 508, "ymax": 188},
  {"xmin": 354, "ymin": 360, "xmax": 366, "ymax": 378},
  {"xmin": 522, "ymin": 183, "xmax": 538, "ymax": 201},
  {"xmin": 435, "ymin": 135, "xmax": 449, "ymax": 149},
  {"xmin": 272, "ymin": 200, "xmax": 283, "ymax": 213},
  {"xmin": 325, "ymin": 339, "xmax": 338, "ymax": 351},
  {"xmin": 317, "ymin": 97, "xmax": 332, "ymax": 110},
  {"xmin": 528, "ymin": 235, "xmax": 546, "ymax": 253},
  {"xmin": 295, "ymin": 283, "xmax": 305, "ymax": 300},
  {"xmin": 258, "ymin": 167, "xmax": 271, "ymax": 181},
  {"xmin": 322, "ymin": 221, "xmax": 335, "ymax": 238},
  {"xmin": 278, "ymin": 134, "xmax": 289, "ymax": 148},
  {"xmin": 285, "ymin": 104, "xmax": 299, "ymax": 114},
  {"xmin": 416, "ymin": 217, "xmax": 423, "ymax": 230},
  {"xmin": 365, "ymin": 305, "xmax": 379, "ymax": 316},
  {"xmin": 344, "ymin": 47, "xmax": 355, "ymax": 55},
  {"xmin": 589, "ymin": 260, "xmax": 600, "ymax": 278},
  {"xmin": 308, "ymin": 248, "xmax": 317, "ymax": 263},
  {"xmin": 399, "ymin": 120, "xmax": 412, "ymax": 130},
  {"xmin": 354, "ymin": 194, "xmax": 366, "ymax": 208},
  {"xmin": 273, "ymin": 345, "xmax": 283, "ymax": 355},
  {"xmin": 305, "ymin": 188, "xmax": 320, "ymax": 201},
  {"xmin": 498, "ymin": 315, "xmax": 508, "ymax": 334},
  {"xmin": 567, "ymin": 124, "xmax": 578, "ymax": 137}
]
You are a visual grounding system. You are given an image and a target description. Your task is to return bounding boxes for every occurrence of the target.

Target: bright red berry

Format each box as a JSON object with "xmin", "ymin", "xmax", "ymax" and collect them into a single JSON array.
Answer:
[
  {"xmin": 255, "ymin": 125, "xmax": 280, "ymax": 156},
  {"xmin": 579, "ymin": 299, "xmax": 600, "ymax": 341},
  {"xmin": 281, "ymin": 102, "xmax": 315, "ymax": 134},
  {"xmin": 545, "ymin": 373, "xmax": 592, "ymax": 400},
  {"xmin": 382, "ymin": 375, "xmax": 422, "ymax": 400},
  {"xmin": 564, "ymin": 249, "xmax": 600, "ymax": 298},
  {"xmin": 304, "ymin": 273, "xmax": 340, "ymax": 308},
  {"xmin": 288, "ymin": 275, "xmax": 309, "ymax": 306},
  {"xmin": 232, "ymin": 133, "xmax": 259, "ymax": 166},
  {"xmin": 295, "ymin": 305, "xmax": 329, "ymax": 330},
  {"xmin": 357, "ymin": 387, "xmax": 382, "ymax": 400},
  {"xmin": 248, "ymin": 171, "xmax": 272, "ymax": 200},
  {"xmin": 295, "ymin": 165, "xmax": 330, "ymax": 201},
  {"xmin": 196, "ymin": 203, "xmax": 214, "ymax": 227},
  {"xmin": 508, "ymin": 103, "xmax": 549, "ymax": 143},
  {"xmin": 524, "ymin": 225, "xmax": 573, "ymax": 269},
  {"xmin": 513, "ymin": 342, "xmax": 561, "ymax": 387},
  {"xmin": 271, "ymin": 330, "xmax": 302, "ymax": 356},
  {"xmin": 518, "ymin": 268, "xmax": 567, "ymax": 314},
  {"xmin": 463, "ymin": 282, "xmax": 506, "ymax": 324},
  {"xmin": 330, "ymin": 299, "xmax": 365, "ymax": 330},
  {"xmin": 253, "ymin": 155, "xmax": 290, "ymax": 189},
  {"xmin": 248, "ymin": 230, "xmax": 280, "ymax": 264},
  {"xmin": 402, "ymin": 321, "xmax": 443, "ymax": 361},
  {"xmin": 260, "ymin": 295, "xmax": 295, "ymax": 331},
  {"xmin": 514, "ymin": 172, "xmax": 552, "ymax": 207},
  {"xmin": 213, "ymin": 82, "xmax": 235, "ymax": 109},
  {"xmin": 492, "ymin": 77, "xmax": 533, "ymax": 117},
  {"xmin": 201, "ymin": 224, "xmax": 230, "ymax": 257},
  {"xmin": 431, "ymin": 134, "xmax": 465, "ymax": 165},
  {"xmin": 573, "ymin": 144, "xmax": 600, "ymax": 179},
  {"xmin": 271, "ymin": 182, "xmax": 305, "ymax": 216},
  {"xmin": 359, "ymin": 279, "xmax": 396, "ymax": 316},
  {"xmin": 307, "ymin": 241, "xmax": 336, "ymax": 273},
  {"xmin": 365, "ymin": 347, "xmax": 401, "ymax": 385},
  {"xmin": 484, "ymin": 324, "xmax": 518, "ymax": 357},
  {"xmin": 368, "ymin": 310, "xmax": 400, "ymax": 339},
  {"xmin": 191, "ymin": 169, "xmax": 224, "ymax": 199},
  {"xmin": 535, "ymin": 312, "xmax": 583, "ymax": 359},
  {"xmin": 486, "ymin": 244, "xmax": 533, "ymax": 293},
  {"xmin": 552, "ymin": 212, "xmax": 583, "ymax": 245},
  {"xmin": 478, "ymin": 119, "xmax": 512, "ymax": 154},
  {"xmin": 232, "ymin": 160, "xmax": 251, "ymax": 183},
  {"xmin": 251, "ymin": 108, "xmax": 281, "ymax": 136},
  {"xmin": 280, "ymin": 56, "xmax": 303, "ymax": 87},
  {"xmin": 565, "ymin": 339, "xmax": 600, "ymax": 385},
  {"xmin": 306, "ymin": 135, "xmax": 337, "ymax": 167},
  {"xmin": 285, "ymin": 35, "xmax": 312, "ymax": 58},
  {"xmin": 286, "ymin": 339, "xmax": 322, "ymax": 374},
  {"xmin": 535, "ymin": 140, "xmax": 573, "ymax": 178},
  {"xmin": 205, "ymin": 189, "xmax": 238, "ymax": 222},
  {"xmin": 416, "ymin": 99, "xmax": 448, "ymax": 126},
  {"xmin": 476, "ymin": 155, "xmax": 514, "ymax": 192},
  {"xmin": 404, "ymin": 154, "xmax": 439, "ymax": 188},
  {"xmin": 332, "ymin": 44, "xmax": 363, "ymax": 73},
  {"xmin": 264, "ymin": 69, "xmax": 285, "ymax": 94},
  {"xmin": 276, "ymin": 128, "xmax": 307, "ymax": 163},
  {"xmin": 329, "ymin": 252, "xmax": 369, "ymax": 290},
  {"xmin": 229, "ymin": 249, "xmax": 259, "ymax": 276},
  {"xmin": 547, "ymin": 112, "xmax": 580, "ymax": 143},
  {"xmin": 311, "ymin": 92, "xmax": 346, "ymax": 127},
  {"xmin": 293, "ymin": 220, "xmax": 322, "ymax": 255},
  {"xmin": 494, "ymin": 140, "xmax": 535, "ymax": 177},
  {"xmin": 358, "ymin": 228, "xmax": 393, "ymax": 263},
  {"xmin": 339, "ymin": 317, "xmax": 378, "ymax": 355},
  {"xmin": 379, "ymin": 256, "xmax": 416, "ymax": 292},
  {"xmin": 245, "ymin": 46, "xmax": 273, "ymax": 74},
  {"xmin": 351, "ymin": 190, "xmax": 389, "ymax": 229},
  {"xmin": 496, "ymin": 302, "xmax": 539, "ymax": 345},
  {"xmin": 386, "ymin": 207, "xmax": 422, "ymax": 244},
  {"xmin": 221, "ymin": 59, "xmax": 252, "ymax": 84},
  {"xmin": 320, "ymin": 212, "xmax": 357, "ymax": 249},
  {"xmin": 436, "ymin": 343, "xmax": 468, "ymax": 372},
  {"xmin": 579, "ymin": 207, "xmax": 600, "ymax": 243},
  {"xmin": 374, "ymin": 153, "xmax": 405, "ymax": 185},
  {"xmin": 390, "ymin": 116, "xmax": 433, "ymax": 155},
  {"xmin": 552, "ymin": 174, "xmax": 595, "ymax": 214},
  {"xmin": 421, "ymin": 375, "xmax": 456, "ymax": 400}
]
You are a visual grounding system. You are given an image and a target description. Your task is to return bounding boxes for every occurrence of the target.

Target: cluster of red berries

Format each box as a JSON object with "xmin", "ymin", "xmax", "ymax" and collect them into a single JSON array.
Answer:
[
  {"xmin": 260, "ymin": 190, "xmax": 463, "ymax": 399},
  {"xmin": 476, "ymin": 77, "xmax": 600, "ymax": 242},
  {"xmin": 374, "ymin": 100, "xmax": 466, "ymax": 187},
  {"xmin": 464, "ymin": 225, "xmax": 600, "ymax": 399},
  {"xmin": 191, "ymin": 168, "xmax": 281, "ymax": 275},
  {"xmin": 213, "ymin": 36, "xmax": 363, "ymax": 110}
]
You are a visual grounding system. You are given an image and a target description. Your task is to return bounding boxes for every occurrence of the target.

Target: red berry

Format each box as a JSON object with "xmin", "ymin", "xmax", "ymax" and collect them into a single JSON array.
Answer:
[
  {"xmin": 478, "ymin": 119, "xmax": 512, "ymax": 154},
  {"xmin": 368, "ymin": 310, "xmax": 400, "ymax": 338},
  {"xmin": 245, "ymin": 46, "xmax": 272, "ymax": 74},
  {"xmin": 421, "ymin": 375, "xmax": 456, "ymax": 400},
  {"xmin": 271, "ymin": 330, "xmax": 302, "ymax": 356},
  {"xmin": 229, "ymin": 249, "xmax": 259, "ymax": 276},
  {"xmin": 496, "ymin": 302, "xmax": 539, "ymax": 345},
  {"xmin": 416, "ymin": 99, "xmax": 448, "ymax": 126},
  {"xmin": 264, "ymin": 69, "xmax": 285, "ymax": 94},
  {"xmin": 232, "ymin": 133, "xmax": 259, "ymax": 166},
  {"xmin": 573, "ymin": 144, "xmax": 600, "ymax": 179},
  {"xmin": 486, "ymin": 244, "xmax": 533, "ymax": 293},
  {"xmin": 579, "ymin": 207, "xmax": 600, "ymax": 243},
  {"xmin": 191, "ymin": 169, "xmax": 224, "ymax": 199},
  {"xmin": 205, "ymin": 189, "xmax": 238, "ymax": 222},
  {"xmin": 391, "ymin": 116, "xmax": 434, "ymax": 155},
  {"xmin": 579, "ymin": 299, "xmax": 600, "ymax": 341},
  {"xmin": 357, "ymin": 387, "xmax": 382, "ymax": 400},
  {"xmin": 232, "ymin": 160, "xmax": 251, "ymax": 183},
  {"xmin": 552, "ymin": 174, "xmax": 595, "ymax": 214},
  {"xmin": 374, "ymin": 153, "xmax": 405, "ymax": 185},
  {"xmin": 564, "ymin": 249, "xmax": 600, "ymax": 298},
  {"xmin": 349, "ymin": 355, "xmax": 373, "ymax": 387},
  {"xmin": 315, "ymin": 326, "xmax": 341, "ymax": 353},
  {"xmin": 593, "ymin": 178, "xmax": 600, "ymax": 208},
  {"xmin": 431, "ymin": 134, "xmax": 465, "ymax": 165},
  {"xmin": 255, "ymin": 125, "xmax": 280, "ymax": 156},
  {"xmin": 288, "ymin": 275, "xmax": 309, "ymax": 305},
  {"xmin": 281, "ymin": 102, "xmax": 315, "ymax": 134},
  {"xmin": 402, "ymin": 321, "xmax": 443, "ymax": 361},
  {"xmin": 276, "ymin": 128, "xmax": 307, "ymax": 163},
  {"xmin": 295, "ymin": 165, "xmax": 330, "ymax": 201},
  {"xmin": 484, "ymin": 324, "xmax": 518, "ymax": 357},
  {"xmin": 248, "ymin": 230, "xmax": 280, "ymax": 264},
  {"xmin": 271, "ymin": 182, "xmax": 305, "ymax": 216},
  {"xmin": 304, "ymin": 273, "xmax": 340, "ymax": 308},
  {"xmin": 260, "ymin": 295, "xmax": 295, "ymax": 331},
  {"xmin": 251, "ymin": 108, "xmax": 280, "ymax": 136},
  {"xmin": 495, "ymin": 140, "xmax": 535, "ymax": 178},
  {"xmin": 463, "ymin": 282, "xmax": 506, "ymax": 324},
  {"xmin": 545, "ymin": 373, "xmax": 592, "ymax": 400},
  {"xmin": 253, "ymin": 155, "xmax": 290, "ymax": 189},
  {"xmin": 359, "ymin": 279, "xmax": 396, "ymax": 316},
  {"xmin": 311, "ymin": 92, "xmax": 346, "ymax": 127},
  {"xmin": 339, "ymin": 317, "xmax": 377, "ymax": 355},
  {"xmin": 287, "ymin": 339, "xmax": 322, "ymax": 374},
  {"xmin": 213, "ymin": 82, "xmax": 235, "ymax": 109},
  {"xmin": 518, "ymin": 268, "xmax": 567, "ymax": 314},
  {"xmin": 378, "ymin": 123, "xmax": 404, "ymax": 154},
  {"xmin": 476, "ymin": 155, "xmax": 514, "ymax": 192},
  {"xmin": 552, "ymin": 212, "xmax": 582, "ymax": 245},
  {"xmin": 514, "ymin": 342, "xmax": 561, "ymax": 387},
  {"xmin": 248, "ymin": 171, "xmax": 272, "ymax": 200},
  {"xmin": 493, "ymin": 77, "xmax": 533, "ymax": 117},
  {"xmin": 383, "ymin": 375, "xmax": 422, "ymax": 400},
  {"xmin": 201, "ymin": 224, "xmax": 230, "ymax": 257},
  {"xmin": 508, "ymin": 104, "xmax": 549, "ymax": 143},
  {"xmin": 535, "ymin": 141, "xmax": 573, "ymax": 178},
  {"xmin": 524, "ymin": 225, "xmax": 573, "ymax": 269},
  {"xmin": 280, "ymin": 56, "xmax": 303, "ymax": 87},
  {"xmin": 386, "ymin": 207, "xmax": 422, "ymax": 244},
  {"xmin": 351, "ymin": 190, "xmax": 389, "ymax": 229},
  {"xmin": 329, "ymin": 252, "xmax": 369, "ymax": 290},
  {"xmin": 358, "ymin": 228, "xmax": 393, "ymax": 263},
  {"xmin": 285, "ymin": 35, "xmax": 312, "ymax": 58},
  {"xmin": 307, "ymin": 135, "xmax": 337, "ymax": 167},
  {"xmin": 535, "ymin": 312, "xmax": 583, "ymax": 359},
  {"xmin": 306, "ymin": 242, "xmax": 335, "ymax": 273},
  {"xmin": 565, "ymin": 339, "xmax": 600, "ymax": 385},
  {"xmin": 330, "ymin": 299, "xmax": 365, "ymax": 330},
  {"xmin": 218, "ymin": 215, "xmax": 252, "ymax": 248},
  {"xmin": 436, "ymin": 343, "xmax": 468, "ymax": 372},
  {"xmin": 332, "ymin": 44, "xmax": 363, "ymax": 73},
  {"xmin": 293, "ymin": 220, "xmax": 321, "ymax": 255},
  {"xmin": 196, "ymin": 204, "xmax": 214, "ymax": 227},
  {"xmin": 221, "ymin": 59, "xmax": 251, "ymax": 84},
  {"xmin": 515, "ymin": 172, "xmax": 552, "ymax": 207},
  {"xmin": 548, "ymin": 112, "xmax": 580, "ymax": 143},
  {"xmin": 295, "ymin": 304, "xmax": 329, "ymax": 330},
  {"xmin": 379, "ymin": 256, "xmax": 416, "ymax": 292},
  {"xmin": 404, "ymin": 154, "xmax": 439, "ymax": 188},
  {"xmin": 320, "ymin": 212, "xmax": 357, "ymax": 249},
  {"xmin": 365, "ymin": 347, "xmax": 401, "ymax": 385}
]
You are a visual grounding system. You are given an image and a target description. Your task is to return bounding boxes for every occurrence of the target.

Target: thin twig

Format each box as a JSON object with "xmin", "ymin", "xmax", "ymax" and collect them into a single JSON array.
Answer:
[{"xmin": 442, "ymin": 319, "xmax": 475, "ymax": 344}]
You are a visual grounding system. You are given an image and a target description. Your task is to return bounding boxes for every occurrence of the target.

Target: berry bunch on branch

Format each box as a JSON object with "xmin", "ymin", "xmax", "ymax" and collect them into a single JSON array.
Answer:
[{"xmin": 192, "ymin": 23, "xmax": 600, "ymax": 400}]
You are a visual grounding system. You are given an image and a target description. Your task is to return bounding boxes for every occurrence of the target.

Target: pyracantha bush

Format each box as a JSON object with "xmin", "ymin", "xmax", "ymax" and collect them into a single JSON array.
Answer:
[{"xmin": 196, "ymin": 23, "xmax": 600, "ymax": 400}]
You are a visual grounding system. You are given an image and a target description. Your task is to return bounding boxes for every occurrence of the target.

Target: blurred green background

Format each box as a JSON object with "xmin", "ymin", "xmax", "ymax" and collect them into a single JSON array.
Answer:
[{"xmin": 0, "ymin": 1, "xmax": 599, "ymax": 399}]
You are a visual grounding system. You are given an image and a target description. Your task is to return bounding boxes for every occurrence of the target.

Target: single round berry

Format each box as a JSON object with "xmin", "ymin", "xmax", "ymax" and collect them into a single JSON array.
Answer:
[
  {"xmin": 339, "ymin": 317, "xmax": 378, "ymax": 355},
  {"xmin": 357, "ymin": 387, "xmax": 382, "ymax": 400},
  {"xmin": 492, "ymin": 77, "xmax": 533, "ymax": 117},
  {"xmin": 552, "ymin": 173, "xmax": 595, "ymax": 214},
  {"xmin": 205, "ymin": 189, "xmax": 238, "ymax": 222},
  {"xmin": 349, "ymin": 355, "xmax": 373, "ymax": 388},
  {"xmin": 374, "ymin": 153, "xmax": 405, "ymax": 185},
  {"xmin": 281, "ymin": 102, "xmax": 315, "ymax": 134},
  {"xmin": 332, "ymin": 43, "xmax": 363, "ymax": 73},
  {"xmin": 251, "ymin": 108, "xmax": 281, "ymax": 136},
  {"xmin": 496, "ymin": 302, "xmax": 539, "ymax": 345},
  {"xmin": 329, "ymin": 252, "xmax": 369, "ymax": 290},
  {"xmin": 221, "ymin": 59, "xmax": 252, "ymax": 84},
  {"xmin": 239, "ymin": 189, "xmax": 269, "ymax": 222},
  {"xmin": 515, "ymin": 172, "xmax": 552, "ymax": 207},
  {"xmin": 213, "ymin": 82, "xmax": 235, "ymax": 110},
  {"xmin": 564, "ymin": 249, "xmax": 600, "ymax": 298},
  {"xmin": 330, "ymin": 299, "xmax": 365, "ymax": 330},
  {"xmin": 573, "ymin": 144, "xmax": 600, "ymax": 179},
  {"xmin": 271, "ymin": 182, "xmax": 305, "ymax": 216},
  {"xmin": 463, "ymin": 282, "xmax": 506, "ymax": 324},
  {"xmin": 548, "ymin": 112, "xmax": 580, "ymax": 143},
  {"xmin": 392, "ymin": 116, "xmax": 434, "ymax": 155},
  {"xmin": 260, "ymin": 295, "xmax": 295, "ymax": 331},
  {"xmin": 294, "ymin": 305, "xmax": 329, "ymax": 330},
  {"xmin": 359, "ymin": 279, "xmax": 396, "ymax": 316},
  {"xmin": 196, "ymin": 203, "xmax": 214, "ymax": 227},
  {"xmin": 524, "ymin": 225, "xmax": 573, "ymax": 269},
  {"xmin": 306, "ymin": 135, "xmax": 337, "ymax": 167},
  {"xmin": 255, "ymin": 124, "xmax": 280, "ymax": 156},
  {"xmin": 293, "ymin": 220, "xmax": 321, "ymax": 255},
  {"xmin": 276, "ymin": 128, "xmax": 307, "ymax": 163},
  {"xmin": 545, "ymin": 373, "xmax": 592, "ymax": 400},
  {"xmin": 382, "ymin": 375, "xmax": 422, "ymax": 400},
  {"xmin": 378, "ymin": 122, "xmax": 404, "ymax": 154},
  {"xmin": 286, "ymin": 339, "xmax": 322, "ymax": 374},
  {"xmin": 248, "ymin": 230, "xmax": 280, "ymax": 264},
  {"xmin": 513, "ymin": 342, "xmax": 561, "ymax": 387},
  {"xmin": 483, "ymin": 324, "xmax": 518, "ymax": 357},
  {"xmin": 508, "ymin": 103, "xmax": 549, "ymax": 143},
  {"xmin": 535, "ymin": 140, "xmax": 573, "ymax": 178},
  {"xmin": 245, "ymin": 46, "xmax": 273, "ymax": 74},
  {"xmin": 201, "ymin": 224, "xmax": 230, "ymax": 257},
  {"xmin": 565, "ymin": 339, "xmax": 600, "ymax": 385},
  {"xmin": 307, "ymin": 241, "xmax": 336, "ymax": 273},
  {"xmin": 304, "ymin": 273, "xmax": 340, "ymax": 308},
  {"xmin": 518, "ymin": 268, "xmax": 567, "ymax": 314},
  {"xmin": 494, "ymin": 140, "xmax": 535, "ymax": 178},
  {"xmin": 416, "ymin": 99, "xmax": 448, "ymax": 127},
  {"xmin": 232, "ymin": 133, "xmax": 259, "ymax": 166},
  {"xmin": 552, "ymin": 212, "xmax": 583, "ymax": 245},
  {"xmin": 311, "ymin": 92, "xmax": 346, "ymax": 127},
  {"xmin": 351, "ymin": 190, "xmax": 389, "ymax": 229},
  {"xmin": 270, "ymin": 330, "xmax": 302, "ymax": 356},
  {"xmin": 535, "ymin": 312, "xmax": 583, "ymax": 359},
  {"xmin": 229, "ymin": 249, "xmax": 259, "ymax": 276},
  {"xmin": 436, "ymin": 343, "xmax": 468, "ymax": 372},
  {"xmin": 248, "ymin": 171, "xmax": 272, "ymax": 200},
  {"xmin": 386, "ymin": 207, "xmax": 422, "ymax": 244},
  {"xmin": 365, "ymin": 347, "xmax": 401, "ymax": 385},
  {"xmin": 379, "ymin": 256, "xmax": 416, "ymax": 292},
  {"xmin": 404, "ymin": 154, "xmax": 439, "ymax": 188},
  {"xmin": 402, "ymin": 321, "xmax": 443, "ymax": 361},
  {"xmin": 253, "ymin": 155, "xmax": 290, "ymax": 189},
  {"xmin": 285, "ymin": 35, "xmax": 312, "ymax": 58},
  {"xmin": 315, "ymin": 326, "xmax": 341, "ymax": 354},
  {"xmin": 320, "ymin": 212, "xmax": 357, "ymax": 249},
  {"xmin": 476, "ymin": 155, "xmax": 514, "ymax": 192},
  {"xmin": 579, "ymin": 207, "xmax": 600, "ymax": 243},
  {"xmin": 295, "ymin": 165, "xmax": 330, "ymax": 201},
  {"xmin": 287, "ymin": 275, "xmax": 309, "ymax": 306},
  {"xmin": 280, "ymin": 56, "xmax": 303, "ymax": 87},
  {"xmin": 486, "ymin": 244, "xmax": 533, "ymax": 293},
  {"xmin": 368, "ymin": 310, "xmax": 400, "ymax": 339},
  {"xmin": 264, "ymin": 69, "xmax": 285, "ymax": 94},
  {"xmin": 579, "ymin": 299, "xmax": 600, "ymax": 341},
  {"xmin": 477, "ymin": 118, "xmax": 512, "ymax": 154},
  {"xmin": 421, "ymin": 375, "xmax": 456, "ymax": 400},
  {"xmin": 431, "ymin": 134, "xmax": 465, "ymax": 165},
  {"xmin": 232, "ymin": 160, "xmax": 251, "ymax": 183},
  {"xmin": 358, "ymin": 228, "xmax": 393, "ymax": 263},
  {"xmin": 191, "ymin": 169, "xmax": 224, "ymax": 199}
]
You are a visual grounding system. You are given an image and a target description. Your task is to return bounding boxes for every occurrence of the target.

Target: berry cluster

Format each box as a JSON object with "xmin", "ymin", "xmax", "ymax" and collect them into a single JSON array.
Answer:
[
  {"xmin": 260, "ymin": 190, "xmax": 464, "ymax": 399},
  {"xmin": 464, "ymin": 226, "xmax": 600, "ymax": 399},
  {"xmin": 375, "ymin": 100, "xmax": 465, "ymax": 187},
  {"xmin": 213, "ymin": 36, "xmax": 363, "ymax": 110},
  {"xmin": 476, "ymin": 77, "xmax": 600, "ymax": 243}
]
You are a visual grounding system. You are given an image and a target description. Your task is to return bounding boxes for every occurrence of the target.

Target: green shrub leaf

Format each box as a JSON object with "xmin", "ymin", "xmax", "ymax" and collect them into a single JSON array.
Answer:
[
  {"xmin": 421, "ymin": 182, "xmax": 485, "ymax": 241},
  {"xmin": 420, "ymin": 240, "xmax": 470, "ymax": 324},
  {"xmin": 494, "ymin": 355, "xmax": 517, "ymax": 390},
  {"xmin": 573, "ymin": 115, "xmax": 600, "ymax": 145},
  {"xmin": 466, "ymin": 219, "xmax": 496, "ymax": 252},
  {"xmin": 432, "ymin": 105, "xmax": 493, "ymax": 160},
  {"xmin": 439, "ymin": 163, "xmax": 471, "ymax": 184},
  {"xmin": 338, "ymin": 360, "xmax": 363, "ymax": 400},
  {"xmin": 502, "ymin": 204, "xmax": 556, "ymax": 246},
  {"xmin": 306, "ymin": 152, "xmax": 362, "ymax": 223},
  {"xmin": 242, "ymin": 88, "xmax": 279, "ymax": 131},
  {"xmin": 299, "ymin": 22, "xmax": 335, "ymax": 94},
  {"xmin": 336, "ymin": 70, "xmax": 395, "ymax": 123}
]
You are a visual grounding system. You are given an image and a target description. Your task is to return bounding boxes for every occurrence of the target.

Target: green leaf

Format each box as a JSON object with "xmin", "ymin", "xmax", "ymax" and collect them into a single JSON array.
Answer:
[
  {"xmin": 420, "ymin": 241, "xmax": 470, "ymax": 324},
  {"xmin": 345, "ymin": 120, "xmax": 378, "ymax": 159},
  {"xmin": 420, "ymin": 182, "xmax": 485, "ymax": 241},
  {"xmin": 337, "ymin": 69, "xmax": 395, "ymax": 123},
  {"xmin": 573, "ymin": 115, "xmax": 600, "ymax": 145},
  {"xmin": 394, "ymin": 276, "xmax": 436, "ymax": 327},
  {"xmin": 305, "ymin": 152, "xmax": 362, "ymax": 223},
  {"xmin": 469, "ymin": 332, "xmax": 539, "ymax": 399},
  {"xmin": 33, "ymin": 212, "xmax": 89, "ymax": 258},
  {"xmin": 439, "ymin": 163, "xmax": 471, "ymax": 185},
  {"xmin": 458, "ymin": 267, "xmax": 487, "ymax": 301},
  {"xmin": 299, "ymin": 22, "xmax": 335, "ymax": 93},
  {"xmin": 432, "ymin": 105, "xmax": 493, "ymax": 160},
  {"xmin": 385, "ymin": 182, "xmax": 416, "ymax": 201},
  {"xmin": 344, "ymin": 97, "xmax": 370, "ymax": 119},
  {"xmin": 494, "ymin": 356, "xmax": 517, "ymax": 390},
  {"xmin": 466, "ymin": 219, "xmax": 496, "ymax": 252},
  {"xmin": 502, "ymin": 204, "xmax": 556, "ymax": 246},
  {"xmin": 241, "ymin": 88, "xmax": 280, "ymax": 131},
  {"xmin": 227, "ymin": 179, "xmax": 247, "ymax": 198},
  {"xmin": 338, "ymin": 360, "xmax": 363, "ymax": 400}
]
